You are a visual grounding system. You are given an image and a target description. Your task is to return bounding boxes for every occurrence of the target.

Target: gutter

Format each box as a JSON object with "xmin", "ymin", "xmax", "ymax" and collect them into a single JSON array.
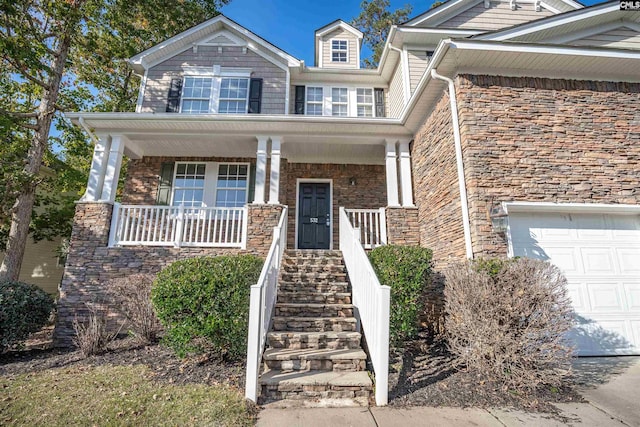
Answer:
[{"xmin": 430, "ymin": 68, "xmax": 473, "ymax": 260}]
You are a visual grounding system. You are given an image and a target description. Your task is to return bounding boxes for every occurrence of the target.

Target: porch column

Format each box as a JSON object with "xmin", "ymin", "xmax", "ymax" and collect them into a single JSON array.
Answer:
[
  {"xmin": 398, "ymin": 140, "xmax": 414, "ymax": 207},
  {"xmin": 81, "ymin": 134, "xmax": 111, "ymax": 202},
  {"xmin": 99, "ymin": 134, "xmax": 125, "ymax": 203},
  {"xmin": 385, "ymin": 140, "xmax": 400, "ymax": 207},
  {"xmin": 268, "ymin": 136, "xmax": 282, "ymax": 204},
  {"xmin": 253, "ymin": 136, "xmax": 268, "ymax": 204}
]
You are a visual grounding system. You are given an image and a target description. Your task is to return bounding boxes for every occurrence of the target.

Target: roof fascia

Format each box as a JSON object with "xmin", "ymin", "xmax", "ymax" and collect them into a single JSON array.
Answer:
[
  {"xmin": 476, "ymin": 1, "xmax": 618, "ymax": 41},
  {"xmin": 405, "ymin": 0, "xmax": 481, "ymax": 27},
  {"xmin": 315, "ymin": 20, "xmax": 364, "ymax": 39},
  {"xmin": 544, "ymin": 20, "xmax": 640, "ymax": 44}
]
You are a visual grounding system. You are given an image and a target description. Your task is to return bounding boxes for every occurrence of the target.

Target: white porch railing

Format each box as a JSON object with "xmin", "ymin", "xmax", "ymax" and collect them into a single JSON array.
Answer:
[
  {"xmin": 345, "ymin": 208, "xmax": 387, "ymax": 249},
  {"xmin": 109, "ymin": 203, "xmax": 248, "ymax": 248},
  {"xmin": 245, "ymin": 206, "xmax": 288, "ymax": 402},
  {"xmin": 339, "ymin": 207, "xmax": 390, "ymax": 406}
]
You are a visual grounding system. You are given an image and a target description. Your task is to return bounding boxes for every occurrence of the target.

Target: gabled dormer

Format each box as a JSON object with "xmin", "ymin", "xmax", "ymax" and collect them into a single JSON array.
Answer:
[{"xmin": 314, "ymin": 20, "xmax": 363, "ymax": 69}]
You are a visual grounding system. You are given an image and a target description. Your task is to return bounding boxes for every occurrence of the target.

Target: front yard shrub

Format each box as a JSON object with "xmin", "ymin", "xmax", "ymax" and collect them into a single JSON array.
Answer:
[
  {"xmin": 108, "ymin": 274, "xmax": 163, "ymax": 343},
  {"xmin": 369, "ymin": 245, "xmax": 433, "ymax": 346},
  {"xmin": 0, "ymin": 280, "xmax": 55, "ymax": 352},
  {"xmin": 73, "ymin": 304, "xmax": 120, "ymax": 357},
  {"xmin": 152, "ymin": 255, "xmax": 263, "ymax": 360},
  {"xmin": 445, "ymin": 257, "xmax": 574, "ymax": 392}
]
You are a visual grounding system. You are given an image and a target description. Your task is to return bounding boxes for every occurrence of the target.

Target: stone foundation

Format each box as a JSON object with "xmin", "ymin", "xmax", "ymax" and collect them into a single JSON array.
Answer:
[{"xmin": 385, "ymin": 207, "xmax": 419, "ymax": 246}]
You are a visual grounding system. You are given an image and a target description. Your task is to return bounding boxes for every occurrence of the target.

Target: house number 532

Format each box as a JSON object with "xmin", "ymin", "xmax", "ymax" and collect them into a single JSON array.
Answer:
[{"xmin": 309, "ymin": 218, "xmax": 319, "ymax": 223}]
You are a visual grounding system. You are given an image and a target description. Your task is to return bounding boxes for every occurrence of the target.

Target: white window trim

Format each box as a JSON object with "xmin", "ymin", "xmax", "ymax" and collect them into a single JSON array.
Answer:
[
  {"xmin": 170, "ymin": 161, "xmax": 250, "ymax": 207},
  {"xmin": 356, "ymin": 88, "xmax": 374, "ymax": 118},
  {"xmin": 305, "ymin": 86, "xmax": 324, "ymax": 116},
  {"xmin": 304, "ymin": 84, "xmax": 378, "ymax": 118},
  {"xmin": 330, "ymin": 87, "xmax": 349, "ymax": 117},
  {"xmin": 179, "ymin": 67, "xmax": 251, "ymax": 114},
  {"xmin": 331, "ymin": 39, "xmax": 348, "ymax": 63}
]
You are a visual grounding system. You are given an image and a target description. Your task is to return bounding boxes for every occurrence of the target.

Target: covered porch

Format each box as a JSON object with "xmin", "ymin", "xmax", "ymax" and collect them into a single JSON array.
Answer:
[{"xmin": 67, "ymin": 113, "xmax": 419, "ymax": 251}]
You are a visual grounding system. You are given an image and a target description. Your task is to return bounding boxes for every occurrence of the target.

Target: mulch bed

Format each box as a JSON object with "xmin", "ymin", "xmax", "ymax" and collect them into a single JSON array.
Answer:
[
  {"xmin": 0, "ymin": 327, "xmax": 245, "ymax": 390},
  {"xmin": 387, "ymin": 331, "xmax": 583, "ymax": 412}
]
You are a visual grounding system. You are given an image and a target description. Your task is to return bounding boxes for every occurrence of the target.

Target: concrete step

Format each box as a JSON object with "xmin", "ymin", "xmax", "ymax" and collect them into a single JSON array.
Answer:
[
  {"xmin": 272, "ymin": 316, "xmax": 357, "ymax": 332},
  {"xmin": 267, "ymin": 331, "xmax": 362, "ymax": 350},
  {"xmin": 259, "ymin": 370, "xmax": 372, "ymax": 406},
  {"xmin": 275, "ymin": 303, "xmax": 354, "ymax": 318},
  {"xmin": 277, "ymin": 291, "xmax": 351, "ymax": 305},
  {"xmin": 263, "ymin": 348, "xmax": 367, "ymax": 372}
]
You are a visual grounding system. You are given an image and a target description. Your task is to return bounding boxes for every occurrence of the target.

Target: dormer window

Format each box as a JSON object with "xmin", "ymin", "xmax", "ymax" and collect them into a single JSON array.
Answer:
[{"xmin": 331, "ymin": 40, "xmax": 348, "ymax": 63}]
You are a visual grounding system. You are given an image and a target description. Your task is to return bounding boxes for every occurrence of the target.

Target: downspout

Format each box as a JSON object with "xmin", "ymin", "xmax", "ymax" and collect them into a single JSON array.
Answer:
[{"xmin": 430, "ymin": 69, "xmax": 473, "ymax": 259}]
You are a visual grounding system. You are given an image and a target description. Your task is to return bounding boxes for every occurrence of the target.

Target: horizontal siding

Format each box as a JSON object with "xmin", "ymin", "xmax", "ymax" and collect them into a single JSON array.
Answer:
[
  {"xmin": 435, "ymin": 1, "xmax": 554, "ymax": 31},
  {"xmin": 388, "ymin": 61, "xmax": 404, "ymax": 118},
  {"xmin": 570, "ymin": 28, "xmax": 640, "ymax": 50},
  {"xmin": 142, "ymin": 46, "xmax": 287, "ymax": 114},
  {"xmin": 408, "ymin": 50, "xmax": 429, "ymax": 94},
  {"xmin": 321, "ymin": 27, "xmax": 360, "ymax": 69},
  {"xmin": 1, "ymin": 238, "xmax": 64, "ymax": 295}
]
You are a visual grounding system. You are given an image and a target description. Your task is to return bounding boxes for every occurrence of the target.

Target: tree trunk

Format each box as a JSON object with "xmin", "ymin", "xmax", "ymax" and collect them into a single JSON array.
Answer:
[{"xmin": 0, "ymin": 31, "xmax": 74, "ymax": 281}]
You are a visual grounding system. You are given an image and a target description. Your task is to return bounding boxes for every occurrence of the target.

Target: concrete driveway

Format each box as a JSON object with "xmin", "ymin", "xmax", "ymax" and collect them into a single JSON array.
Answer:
[{"xmin": 257, "ymin": 356, "xmax": 640, "ymax": 427}]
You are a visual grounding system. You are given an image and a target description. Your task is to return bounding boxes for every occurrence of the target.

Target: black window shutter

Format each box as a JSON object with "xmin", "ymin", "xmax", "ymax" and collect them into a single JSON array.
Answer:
[
  {"xmin": 248, "ymin": 78, "xmax": 263, "ymax": 114},
  {"xmin": 166, "ymin": 78, "xmax": 183, "ymax": 113},
  {"xmin": 156, "ymin": 163, "xmax": 175, "ymax": 205},
  {"xmin": 294, "ymin": 85, "xmax": 305, "ymax": 114},
  {"xmin": 374, "ymin": 88, "xmax": 385, "ymax": 118},
  {"xmin": 248, "ymin": 163, "xmax": 256, "ymax": 203}
]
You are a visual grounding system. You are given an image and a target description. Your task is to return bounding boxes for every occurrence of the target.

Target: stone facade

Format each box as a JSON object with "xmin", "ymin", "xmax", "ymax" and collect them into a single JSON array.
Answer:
[
  {"xmin": 54, "ymin": 201, "xmax": 283, "ymax": 347},
  {"xmin": 456, "ymin": 75, "xmax": 640, "ymax": 258},
  {"xmin": 385, "ymin": 207, "xmax": 419, "ymax": 246},
  {"xmin": 412, "ymin": 74, "xmax": 640, "ymax": 267}
]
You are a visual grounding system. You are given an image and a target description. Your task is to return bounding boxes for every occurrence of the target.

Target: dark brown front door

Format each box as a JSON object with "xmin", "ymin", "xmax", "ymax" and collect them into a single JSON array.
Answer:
[{"xmin": 297, "ymin": 183, "xmax": 331, "ymax": 249}]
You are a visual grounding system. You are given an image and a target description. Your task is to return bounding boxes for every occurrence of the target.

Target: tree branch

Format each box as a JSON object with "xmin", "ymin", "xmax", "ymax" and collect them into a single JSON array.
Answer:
[
  {"xmin": 1, "ymin": 54, "xmax": 51, "ymax": 90},
  {"xmin": 0, "ymin": 108, "xmax": 39, "ymax": 119}
]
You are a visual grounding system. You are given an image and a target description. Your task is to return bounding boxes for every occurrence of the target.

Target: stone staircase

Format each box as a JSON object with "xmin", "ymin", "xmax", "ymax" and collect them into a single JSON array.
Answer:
[{"xmin": 258, "ymin": 250, "xmax": 373, "ymax": 407}]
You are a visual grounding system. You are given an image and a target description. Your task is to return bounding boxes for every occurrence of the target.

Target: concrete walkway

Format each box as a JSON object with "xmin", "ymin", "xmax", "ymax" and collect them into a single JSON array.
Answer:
[{"xmin": 257, "ymin": 357, "xmax": 640, "ymax": 427}]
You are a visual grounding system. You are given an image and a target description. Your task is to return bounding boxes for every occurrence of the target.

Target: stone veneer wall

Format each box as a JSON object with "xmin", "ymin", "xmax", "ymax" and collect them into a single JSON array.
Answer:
[
  {"xmin": 412, "ymin": 93, "xmax": 467, "ymax": 268},
  {"xmin": 54, "ymin": 202, "xmax": 283, "ymax": 347},
  {"xmin": 385, "ymin": 207, "xmax": 419, "ymax": 246},
  {"xmin": 283, "ymin": 163, "xmax": 387, "ymax": 248},
  {"xmin": 456, "ymin": 75, "xmax": 640, "ymax": 258}
]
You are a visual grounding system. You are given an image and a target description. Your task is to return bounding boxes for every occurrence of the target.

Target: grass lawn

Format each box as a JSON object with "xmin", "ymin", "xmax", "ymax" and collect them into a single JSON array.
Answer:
[{"xmin": 0, "ymin": 364, "xmax": 256, "ymax": 426}]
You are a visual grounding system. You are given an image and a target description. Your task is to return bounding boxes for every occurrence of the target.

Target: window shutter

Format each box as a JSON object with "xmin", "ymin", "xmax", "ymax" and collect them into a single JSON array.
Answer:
[
  {"xmin": 248, "ymin": 163, "xmax": 257, "ymax": 203},
  {"xmin": 294, "ymin": 85, "xmax": 305, "ymax": 114},
  {"xmin": 166, "ymin": 78, "xmax": 183, "ymax": 113},
  {"xmin": 248, "ymin": 78, "xmax": 263, "ymax": 114},
  {"xmin": 156, "ymin": 162, "xmax": 175, "ymax": 205},
  {"xmin": 374, "ymin": 88, "xmax": 385, "ymax": 118}
]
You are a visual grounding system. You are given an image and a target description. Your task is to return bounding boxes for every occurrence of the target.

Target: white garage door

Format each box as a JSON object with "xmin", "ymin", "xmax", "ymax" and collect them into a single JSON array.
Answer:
[{"xmin": 509, "ymin": 212, "xmax": 640, "ymax": 356}]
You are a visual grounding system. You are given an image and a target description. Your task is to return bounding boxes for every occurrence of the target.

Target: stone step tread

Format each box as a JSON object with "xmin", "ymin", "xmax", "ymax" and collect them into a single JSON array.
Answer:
[
  {"xmin": 273, "ymin": 316, "xmax": 357, "ymax": 323},
  {"xmin": 275, "ymin": 303, "xmax": 354, "ymax": 309},
  {"xmin": 279, "ymin": 281, "xmax": 350, "ymax": 286},
  {"xmin": 277, "ymin": 291, "xmax": 351, "ymax": 297},
  {"xmin": 259, "ymin": 370, "xmax": 372, "ymax": 387},
  {"xmin": 268, "ymin": 331, "xmax": 361, "ymax": 339},
  {"xmin": 263, "ymin": 348, "xmax": 367, "ymax": 361}
]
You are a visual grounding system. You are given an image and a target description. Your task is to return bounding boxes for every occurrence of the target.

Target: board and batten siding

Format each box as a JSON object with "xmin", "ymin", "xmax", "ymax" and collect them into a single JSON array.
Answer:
[
  {"xmin": 320, "ymin": 28, "xmax": 360, "ymax": 69},
  {"xmin": 407, "ymin": 50, "xmax": 429, "ymax": 95},
  {"xmin": 568, "ymin": 28, "xmax": 640, "ymax": 50},
  {"xmin": 388, "ymin": 61, "xmax": 405, "ymax": 118},
  {"xmin": 433, "ymin": 1, "xmax": 553, "ymax": 31},
  {"xmin": 141, "ymin": 46, "xmax": 287, "ymax": 114}
]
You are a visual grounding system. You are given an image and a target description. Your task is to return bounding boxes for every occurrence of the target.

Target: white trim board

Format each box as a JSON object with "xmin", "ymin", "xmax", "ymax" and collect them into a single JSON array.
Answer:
[
  {"xmin": 503, "ymin": 201, "xmax": 640, "ymax": 215},
  {"xmin": 294, "ymin": 178, "xmax": 334, "ymax": 250}
]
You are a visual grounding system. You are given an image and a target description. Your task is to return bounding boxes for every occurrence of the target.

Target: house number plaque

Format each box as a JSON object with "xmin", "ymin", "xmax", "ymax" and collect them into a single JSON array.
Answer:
[{"xmin": 310, "ymin": 217, "xmax": 319, "ymax": 223}]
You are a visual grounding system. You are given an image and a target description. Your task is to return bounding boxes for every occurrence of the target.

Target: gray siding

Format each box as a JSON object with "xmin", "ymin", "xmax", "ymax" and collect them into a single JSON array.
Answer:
[
  {"xmin": 569, "ymin": 28, "xmax": 640, "ymax": 50},
  {"xmin": 320, "ymin": 28, "xmax": 360, "ymax": 69},
  {"xmin": 1, "ymin": 237, "xmax": 64, "ymax": 295},
  {"xmin": 142, "ymin": 46, "xmax": 287, "ymax": 114},
  {"xmin": 434, "ymin": 1, "xmax": 553, "ymax": 31},
  {"xmin": 388, "ymin": 61, "xmax": 405, "ymax": 118},
  {"xmin": 407, "ymin": 50, "xmax": 429, "ymax": 94}
]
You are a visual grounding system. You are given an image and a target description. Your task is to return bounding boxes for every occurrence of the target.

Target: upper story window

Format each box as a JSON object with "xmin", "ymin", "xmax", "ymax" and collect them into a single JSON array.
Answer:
[
  {"xmin": 356, "ymin": 88, "xmax": 373, "ymax": 117},
  {"xmin": 331, "ymin": 40, "xmax": 348, "ymax": 63},
  {"xmin": 219, "ymin": 78, "xmax": 249, "ymax": 114},
  {"xmin": 306, "ymin": 87, "xmax": 324, "ymax": 116},
  {"xmin": 171, "ymin": 162, "xmax": 250, "ymax": 208},
  {"xmin": 179, "ymin": 67, "xmax": 252, "ymax": 114},
  {"xmin": 182, "ymin": 77, "xmax": 213, "ymax": 114},
  {"xmin": 331, "ymin": 88, "xmax": 348, "ymax": 116}
]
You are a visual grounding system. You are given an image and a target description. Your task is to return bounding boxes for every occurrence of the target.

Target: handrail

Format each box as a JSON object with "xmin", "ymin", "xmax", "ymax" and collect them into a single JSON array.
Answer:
[
  {"xmin": 339, "ymin": 207, "xmax": 390, "ymax": 406},
  {"xmin": 344, "ymin": 208, "xmax": 387, "ymax": 249},
  {"xmin": 245, "ymin": 206, "xmax": 288, "ymax": 402},
  {"xmin": 109, "ymin": 203, "xmax": 247, "ymax": 248}
]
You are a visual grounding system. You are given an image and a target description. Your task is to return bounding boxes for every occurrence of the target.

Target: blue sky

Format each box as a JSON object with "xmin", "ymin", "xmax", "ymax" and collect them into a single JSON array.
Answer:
[{"xmin": 220, "ymin": 0, "xmax": 601, "ymax": 65}]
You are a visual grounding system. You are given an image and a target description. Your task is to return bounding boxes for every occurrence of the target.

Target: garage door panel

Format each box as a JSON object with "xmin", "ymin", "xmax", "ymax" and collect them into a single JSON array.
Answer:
[{"xmin": 509, "ymin": 211, "xmax": 640, "ymax": 356}]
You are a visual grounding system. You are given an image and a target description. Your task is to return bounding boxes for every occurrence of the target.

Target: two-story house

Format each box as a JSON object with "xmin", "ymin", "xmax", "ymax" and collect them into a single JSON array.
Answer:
[{"xmin": 59, "ymin": 0, "xmax": 640, "ymax": 406}]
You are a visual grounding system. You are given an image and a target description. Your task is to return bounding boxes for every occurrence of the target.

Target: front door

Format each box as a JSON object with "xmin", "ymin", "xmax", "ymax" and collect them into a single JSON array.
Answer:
[{"xmin": 297, "ymin": 183, "xmax": 331, "ymax": 249}]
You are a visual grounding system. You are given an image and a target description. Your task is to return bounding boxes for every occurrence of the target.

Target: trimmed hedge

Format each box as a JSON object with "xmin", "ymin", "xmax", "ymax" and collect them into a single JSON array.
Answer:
[
  {"xmin": 0, "ymin": 281, "xmax": 55, "ymax": 352},
  {"xmin": 151, "ymin": 255, "xmax": 263, "ymax": 360},
  {"xmin": 368, "ymin": 245, "xmax": 433, "ymax": 346}
]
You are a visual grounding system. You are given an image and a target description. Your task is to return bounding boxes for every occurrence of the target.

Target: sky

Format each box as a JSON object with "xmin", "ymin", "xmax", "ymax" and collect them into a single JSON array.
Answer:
[{"xmin": 219, "ymin": 0, "xmax": 601, "ymax": 65}]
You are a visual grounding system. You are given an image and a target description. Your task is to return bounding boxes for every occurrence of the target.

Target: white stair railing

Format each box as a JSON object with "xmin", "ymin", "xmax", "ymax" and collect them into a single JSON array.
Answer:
[
  {"xmin": 339, "ymin": 207, "xmax": 390, "ymax": 406},
  {"xmin": 344, "ymin": 208, "xmax": 387, "ymax": 249},
  {"xmin": 109, "ymin": 203, "xmax": 247, "ymax": 248},
  {"xmin": 245, "ymin": 206, "xmax": 288, "ymax": 402}
]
